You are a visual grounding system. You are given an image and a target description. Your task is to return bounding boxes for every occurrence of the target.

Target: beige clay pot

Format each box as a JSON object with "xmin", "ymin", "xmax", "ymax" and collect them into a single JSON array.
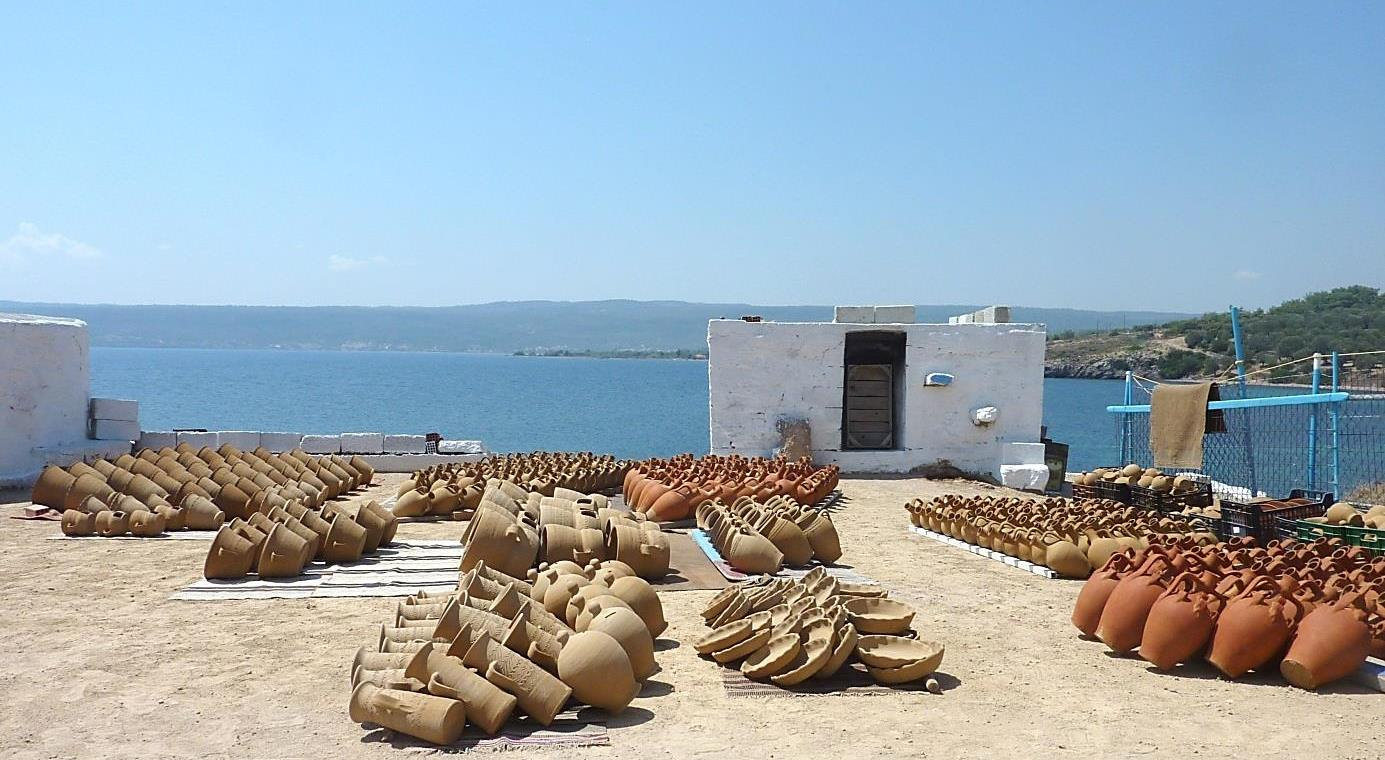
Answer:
[{"xmin": 348, "ymin": 682, "xmax": 466, "ymax": 745}]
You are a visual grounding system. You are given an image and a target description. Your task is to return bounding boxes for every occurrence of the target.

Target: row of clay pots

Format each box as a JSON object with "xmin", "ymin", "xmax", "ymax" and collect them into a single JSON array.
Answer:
[
  {"xmin": 395, "ymin": 452, "xmax": 632, "ymax": 516},
  {"xmin": 624, "ymin": 454, "xmax": 840, "ymax": 522},
  {"xmin": 460, "ymin": 481, "xmax": 670, "ymax": 580},
  {"xmin": 349, "ymin": 559, "xmax": 663, "ymax": 744},
  {"xmin": 205, "ymin": 499, "xmax": 397, "ymax": 579},
  {"xmin": 1072, "ymin": 536, "xmax": 1385, "ymax": 689},
  {"xmin": 905, "ymin": 494, "xmax": 1212, "ymax": 579},
  {"xmin": 700, "ymin": 495, "xmax": 843, "ymax": 567},
  {"xmin": 696, "ymin": 568, "xmax": 944, "ymax": 688}
]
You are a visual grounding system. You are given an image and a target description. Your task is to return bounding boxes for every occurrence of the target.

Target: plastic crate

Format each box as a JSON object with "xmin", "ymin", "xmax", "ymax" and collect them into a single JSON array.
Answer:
[
  {"xmin": 1218, "ymin": 490, "xmax": 1333, "ymax": 543},
  {"xmin": 1129, "ymin": 483, "xmax": 1214, "ymax": 514},
  {"xmin": 1071, "ymin": 483, "xmax": 1100, "ymax": 500},
  {"xmin": 1095, "ymin": 480, "xmax": 1132, "ymax": 505},
  {"xmin": 1277, "ymin": 513, "xmax": 1385, "ymax": 556}
]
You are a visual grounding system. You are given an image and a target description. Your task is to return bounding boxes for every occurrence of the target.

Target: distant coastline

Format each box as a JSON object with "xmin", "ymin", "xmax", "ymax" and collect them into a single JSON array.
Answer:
[{"xmin": 513, "ymin": 348, "xmax": 708, "ymax": 360}]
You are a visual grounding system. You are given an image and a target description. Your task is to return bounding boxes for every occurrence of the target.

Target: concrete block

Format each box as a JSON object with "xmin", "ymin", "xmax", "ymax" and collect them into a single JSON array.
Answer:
[
  {"xmin": 259, "ymin": 432, "xmax": 304, "ymax": 452},
  {"xmin": 300, "ymin": 434, "xmax": 342, "ymax": 454},
  {"xmin": 216, "ymin": 431, "xmax": 262, "ymax": 451},
  {"xmin": 1002, "ymin": 442, "xmax": 1047, "ymax": 466},
  {"xmin": 85, "ymin": 440, "xmax": 135, "ymax": 460},
  {"xmin": 383, "ymin": 434, "xmax": 428, "ymax": 454},
  {"xmin": 1001, "ymin": 463, "xmax": 1050, "ymax": 492},
  {"xmin": 91, "ymin": 418, "xmax": 140, "ymax": 441},
  {"xmin": 873, "ymin": 305, "xmax": 916, "ymax": 324},
  {"xmin": 136, "ymin": 431, "xmax": 178, "ymax": 451},
  {"xmin": 90, "ymin": 397, "xmax": 139, "ymax": 422},
  {"xmin": 438, "ymin": 439, "xmax": 486, "ymax": 455},
  {"xmin": 833, "ymin": 306, "xmax": 875, "ymax": 324},
  {"xmin": 176, "ymin": 431, "xmax": 219, "ymax": 450},
  {"xmin": 340, "ymin": 432, "xmax": 385, "ymax": 454},
  {"xmin": 357, "ymin": 453, "xmax": 486, "ymax": 472}
]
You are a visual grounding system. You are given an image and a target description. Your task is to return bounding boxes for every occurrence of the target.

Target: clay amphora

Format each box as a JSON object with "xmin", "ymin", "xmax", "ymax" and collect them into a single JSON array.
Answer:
[
  {"xmin": 1095, "ymin": 556, "xmax": 1171, "ymax": 653},
  {"xmin": 726, "ymin": 531, "xmax": 784, "ymax": 575},
  {"xmin": 1207, "ymin": 576, "xmax": 1305, "ymax": 679},
  {"xmin": 204, "ymin": 524, "xmax": 258, "ymax": 579},
  {"xmin": 757, "ymin": 514, "xmax": 814, "ymax": 566},
  {"xmin": 403, "ymin": 643, "xmax": 517, "ymax": 736},
  {"xmin": 795, "ymin": 511, "xmax": 842, "ymax": 563},
  {"xmin": 462, "ymin": 631, "xmax": 572, "ymax": 726},
  {"xmin": 61, "ymin": 509, "xmax": 97, "ymax": 536},
  {"xmin": 348, "ymin": 682, "xmax": 466, "ymax": 745},
  {"xmin": 1045, "ymin": 536, "xmax": 1092, "ymax": 579},
  {"xmin": 556, "ymin": 630, "xmax": 640, "ymax": 713},
  {"xmin": 1280, "ymin": 594, "xmax": 1371, "ymax": 690},
  {"xmin": 1139, "ymin": 572, "xmax": 1223, "ymax": 671},
  {"xmin": 1071, "ymin": 553, "xmax": 1133, "ymax": 636},
  {"xmin": 94, "ymin": 510, "xmax": 130, "ymax": 537},
  {"xmin": 128, "ymin": 509, "xmax": 167, "ymax": 537}
]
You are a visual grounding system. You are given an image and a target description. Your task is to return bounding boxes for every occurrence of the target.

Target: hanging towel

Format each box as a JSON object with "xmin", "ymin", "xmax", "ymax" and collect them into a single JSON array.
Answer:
[{"xmin": 1150, "ymin": 381, "xmax": 1218, "ymax": 468}]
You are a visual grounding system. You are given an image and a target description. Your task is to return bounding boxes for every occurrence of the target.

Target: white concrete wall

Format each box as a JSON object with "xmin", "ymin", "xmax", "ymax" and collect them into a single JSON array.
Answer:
[
  {"xmin": 707, "ymin": 319, "xmax": 1046, "ymax": 477},
  {"xmin": 0, "ymin": 314, "xmax": 92, "ymax": 482}
]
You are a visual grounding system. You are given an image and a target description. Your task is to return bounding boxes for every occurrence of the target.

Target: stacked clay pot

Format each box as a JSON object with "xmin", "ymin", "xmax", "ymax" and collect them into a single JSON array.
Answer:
[
  {"xmin": 393, "ymin": 452, "xmax": 631, "ymax": 519},
  {"xmin": 695, "ymin": 496, "xmax": 843, "ymax": 574},
  {"xmin": 204, "ymin": 498, "xmax": 396, "ymax": 579},
  {"xmin": 905, "ymin": 495, "xmax": 1213, "ymax": 579},
  {"xmin": 1071, "ymin": 464, "xmax": 1207, "ymax": 495},
  {"xmin": 1072, "ymin": 535, "xmax": 1385, "ymax": 689},
  {"xmin": 624, "ymin": 454, "xmax": 840, "ymax": 522},
  {"xmin": 349, "ymin": 558, "xmax": 665, "ymax": 744},
  {"xmin": 1306, "ymin": 502, "xmax": 1385, "ymax": 531},
  {"xmin": 37, "ymin": 442, "xmax": 376, "ymax": 539},
  {"xmin": 696, "ymin": 567, "xmax": 945, "ymax": 689},
  {"xmin": 460, "ymin": 479, "xmax": 670, "ymax": 580}
]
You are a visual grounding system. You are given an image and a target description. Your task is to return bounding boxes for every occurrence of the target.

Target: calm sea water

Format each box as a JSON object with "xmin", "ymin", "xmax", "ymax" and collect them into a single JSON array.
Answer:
[{"xmin": 90, "ymin": 348, "xmax": 1124, "ymax": 469}]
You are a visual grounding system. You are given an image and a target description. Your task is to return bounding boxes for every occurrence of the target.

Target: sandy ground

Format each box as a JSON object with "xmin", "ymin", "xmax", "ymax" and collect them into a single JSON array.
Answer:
[{"xmin": 0, "ymin": 473, "xmax": 1379, "ymax": 760}]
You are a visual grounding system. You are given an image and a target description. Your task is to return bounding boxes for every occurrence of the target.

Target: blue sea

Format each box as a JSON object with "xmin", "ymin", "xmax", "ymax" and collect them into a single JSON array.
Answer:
[{"xmin": 89, "ymin": 348, "xmax": 1126, "ymax": 470}]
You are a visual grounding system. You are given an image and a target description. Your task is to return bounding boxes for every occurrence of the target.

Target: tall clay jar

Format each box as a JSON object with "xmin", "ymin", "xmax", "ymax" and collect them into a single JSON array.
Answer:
[
  {"xmin": 1280, "ymin": 594, "xmax": 1372, "ymax": 689},
  {"xmin": 1207, "ymin": 577, "xmax": 1304, "ymax": 679},
  {"xmin": 348, "ymin": 682, "xmax": 466, "ymax": 745}
]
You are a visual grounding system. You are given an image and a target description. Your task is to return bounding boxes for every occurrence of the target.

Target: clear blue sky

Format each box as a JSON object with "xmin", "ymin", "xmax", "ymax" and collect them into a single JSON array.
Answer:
[{"xmin": 2, "ymin": 2, "xmax": 1382, "ymax": 314}]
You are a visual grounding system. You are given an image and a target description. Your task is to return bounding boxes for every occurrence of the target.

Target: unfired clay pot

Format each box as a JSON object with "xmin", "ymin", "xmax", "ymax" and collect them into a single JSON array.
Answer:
[
  {"xmin": 556, "ymin": 630, "xmax": 640, "ymax": 713},
  {"xmin": 205, "ymin": 524, "xmax": 258, "ymax": 579},
  {"xmin": 94, "ymin": 510, "xmax": 130, "ymax": 537},
  {"xmin": 61, "ymin": 509, "xmax": 97, "ymax": 536},
  {"xmin": 128, "ymin": 509, "xmax": 166, "ymax": 537},
  {"xmin": 842, "ymin": 597, "xmax": 915, "ymax": 635},
  {"xmin": 348, "ymin": 682, "xmax": 466, "ymax": 746},
  {"xmin": 403, "ymin": 643, "xmax": 517, "ymax": 736},
  {"xmin": 608, "ymin": 576, "xmax": 667, "ymax": 637},
  {"xmin": 587, "ymin": 607, "xmax": 655, "ymax": 680}
]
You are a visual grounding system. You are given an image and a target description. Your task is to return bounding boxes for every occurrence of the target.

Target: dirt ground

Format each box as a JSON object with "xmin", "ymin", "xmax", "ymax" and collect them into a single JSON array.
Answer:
[{"xmin": 0, "ymin": 473, "xmax": 1378, "ymax": 759}]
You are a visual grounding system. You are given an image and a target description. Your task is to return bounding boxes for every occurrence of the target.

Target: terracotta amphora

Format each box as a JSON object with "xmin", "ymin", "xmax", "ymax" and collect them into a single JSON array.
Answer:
[
  {"xmin": 1280, "ymin": 593, "xmax": 1371, "ymax": 690},
  {"xmin": 403, "ymin": 642, "xmax": 517, "ymax": 736},
  {"xmin": 1207, "ymin": 576, "xmax": 1305, "ymax": 679},
  {"xmin": 94, "ymin": 510, "xmax": 130, "ymax": 537},
  {"xmin": 556, "ymin": 630, "xmax": 640, "ymax": 713},
  {"xmin": 128, "ymin": 509, "xmax": 167, "ymax": 537},
  {"xmin": 60, "ymin": 509, "xmax": 97, "ymax": 536},
  {"xmin": 348, "ymin": 682, "xmax": 466, "ymax": 745},
  {"xmin": 1095, "ymin": 556, "xmax": 1172, "ymax": 653},
  {"xmin": 1071, "ymin": 553, "xmax": 1134, "ymax": 637},
  {"xmin": 1139, "ymin": 572, "xmax": 1224, "ymax": 670},
  {"xmin": 204, "ymin": 524, "xmax": 258, "ymax": 579}
]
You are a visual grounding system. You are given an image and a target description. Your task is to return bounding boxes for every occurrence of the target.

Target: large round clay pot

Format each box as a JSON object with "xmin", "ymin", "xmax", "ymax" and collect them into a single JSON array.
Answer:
[
  {"xmin": 1139, "ymin": 572, "xmax": 1223, "ymax": 670},
  {"xmin": 587, "ymin": 607, "xmax": 656, "ymax": 680},
  {"xmin": 205, "ymin": 524, "xmax": 258, "ymax": 579},
  {"xmin": 556, "ymin": 630, "xmax": 640, "ymax": 713},
  {"xmin": 60, "ymin": 509, "xmax": 97, "ymax": 536},
  {"xmin": 1046, "ymin": 538, "xmax": 1092, "ymax": 579},
  {"xmin": 1280, "ymin": 594, "xmax": 1371, "ymax": 689},
  {"xmin": 348, "ymin": 682, "xmax": 466, "ymax": 746},
  {"xmin": 1207, "ymin": 577, "xmax": 1305, "ymax": 679},
  {"xmin": 608, "ymin": 576, "xmax": 667, "ymax": 637},
  {"xmin": 1071, "ymin": 553, "xmax": 1133, "ymax": 636},
  {"xmin": 32, "ymin": 466, "xmax": 78, "ymax": 509},
  {"xmin": 1095, "ymin": 557, "xmax": 1171, "ymax": 653}
]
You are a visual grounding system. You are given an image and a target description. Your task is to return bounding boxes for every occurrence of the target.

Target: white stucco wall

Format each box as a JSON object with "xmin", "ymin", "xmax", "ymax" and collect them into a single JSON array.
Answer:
[
  {"xmin": 707, "ymin": 319, "xmax": 1046, "ymax": 476},
  {"xmin": 0, "ymin": 314, "xmax": 92, "ymax": 483}
]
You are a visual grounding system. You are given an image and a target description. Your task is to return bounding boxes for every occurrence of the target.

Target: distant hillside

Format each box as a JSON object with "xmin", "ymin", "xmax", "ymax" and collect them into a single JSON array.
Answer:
[
  {"xmin": 1046, "ymin": 286, "xmax": 1385, "ymax": 381},
  {"xmin": 0, "ymin": 300, "xmax": 1191, "ymax": 353}
]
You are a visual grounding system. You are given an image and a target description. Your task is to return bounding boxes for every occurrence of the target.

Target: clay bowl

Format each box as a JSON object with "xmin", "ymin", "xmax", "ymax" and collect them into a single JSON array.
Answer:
[
  {"xmin": 843, "ymin": 597, "xmax": 915, "ymax": 635},
  {"xmin": 740, "ymin": 633, "xmax": 801, "ymax": 679},
  {"xmin": 855, "ymin": 635, "xmax": 942, "ymax": 669},
  {"xmin": 863, "ymin": 641, "xmax": 945, "ymax": 685}
]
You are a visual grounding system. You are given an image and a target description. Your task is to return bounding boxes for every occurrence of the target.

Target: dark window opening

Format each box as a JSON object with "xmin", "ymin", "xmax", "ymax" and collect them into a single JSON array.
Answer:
[{"xmin": 842, "ymin": 331, "xmax": 906, "ymax": 450}]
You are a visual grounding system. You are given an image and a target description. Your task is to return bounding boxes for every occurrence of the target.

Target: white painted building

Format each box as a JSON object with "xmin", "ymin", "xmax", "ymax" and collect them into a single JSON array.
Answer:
[{"xmin": 707, "ymin": 305, "xmax": 1050, "ymax": 485}]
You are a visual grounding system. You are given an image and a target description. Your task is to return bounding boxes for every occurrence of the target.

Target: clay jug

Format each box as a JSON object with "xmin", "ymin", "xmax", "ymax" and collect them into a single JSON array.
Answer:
[
  {"xmin": 403, "ymin": 643, "xmax": 517, "ymax": 736},
  {"xmin": 1071, "ymin": 553, "xmax": 1133, "ymax": 636},
  {"xmin": 128, "ymin": 509, "xmax": 167, "ymax": 537},
  {"xmin": 205, "ymin": 524, "xmax": 258, "ymax": 579},
  {"xmin": 1280, "ymin": 594, "xmax": 1371, "ymax": 690},
  {"xmin": 1139, "ymin": 572, "xmax": 1224, "ymax": 670},
  {"xmin": 1095, "ymin": 556, "xmax": 1171, "ymax": 653},
  {"xmin": 348, "ymin": 682, "xmax": 466, "ymax": 745},
  {"xmin": 60, "ymin": 509, "xmax": 97, "ymax": 536},
  {"xmin": 94, "ymin": 510, "xmax": 130, "ymax": 537},
  {"xmin": 1207, "ymin": 576, "xmax": 1305, "ymax": 679},
  {"xmin": 556, "ymin": 630, "xmax": 640, "ymax": 713}
]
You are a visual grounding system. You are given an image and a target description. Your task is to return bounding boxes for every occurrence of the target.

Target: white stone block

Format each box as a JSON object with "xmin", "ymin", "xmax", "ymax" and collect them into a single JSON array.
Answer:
[
  {"xmin": 383, "ymin": 434, "xmax": 428, "ymax": 454},
  {"xmin": 137, "ymin": 431, "xmax": 178, "ymax": 451},
  {"xmin": 216, "ymin": 431, "xmax": 262, "ymax": 451},
  {"xmin": 176, "ymin": 431, "xmax": 219, "ymax": 450},
  {"xmin": 438, "ymin": 439, "xmax": 486, "ymax": 455},
  {"xmin": 91, "ymin": 418, "xmax": 139, "ymax": 442},
  {"xmin": 833, "ymin": 306, "xmax": 875, "ymax": 324},
  {"xmin": 1001, "ymin": 463, "xmax": 1050, "ymax": 492},
  {"xmin": 873, "ymin": 305, "xmax": 916, "ymax": 324},
  {"xmin": 300, "ymin": 434, "xmax": 341, "ymax": 454},
  {"xmin": 340, "ymin": 432, "xmax": 385, "ymax": 454},
  {"xmin": 1002, "ymin": 442, "xmax": 1047, "ymax": 466},
  {"xmin": 85, "ymin": 440, "xmax": 135, "ymax": 460},
  {"xmin": 90, "ymin": 397, "xmax": 139, "ymax": 422},
  {"xmin": 259, "ymin": 432, "xmax": 304, "ymax": 452}
]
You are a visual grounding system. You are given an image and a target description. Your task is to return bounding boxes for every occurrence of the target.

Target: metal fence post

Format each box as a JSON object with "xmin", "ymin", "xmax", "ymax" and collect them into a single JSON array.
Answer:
[
  {"xmin": 1307, "ymin": 353, "xmax": 1321, "ymax": 492},
  {"xmin": 1120, "ymin": 370, "xmax": 1133, "ymax": 464},
  {"xmin": 1229, "ymin": 306, "xmax": 1257, "ymax": 495},
  {"xmin": 1330, "ymin": 351, "xmax": 1341, "ymax": 499}
]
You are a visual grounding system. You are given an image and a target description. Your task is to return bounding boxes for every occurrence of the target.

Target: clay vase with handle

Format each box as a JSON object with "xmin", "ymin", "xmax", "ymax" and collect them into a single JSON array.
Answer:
[
  {"xmin": 1280, "ymin": 593, "xmax": 1372, "ymax": 690},
  {"xmin": 1207, "ymin": 576, "xmax": 1305, "ymax": 679},
  {"xmin": 1095, "ymin": 555, "xmax": 1172, "ymax": 653},
  {"xmin": 1071, "ymin": 553, "xmax": 1134, "ymax": 637},
  {"xmin": 403, "ymin": 642, "xmax": 517, "ymax": 736},
  {"xmin": 1139, "ymin": 572, "xmax": 1224, "ymax": 670}
]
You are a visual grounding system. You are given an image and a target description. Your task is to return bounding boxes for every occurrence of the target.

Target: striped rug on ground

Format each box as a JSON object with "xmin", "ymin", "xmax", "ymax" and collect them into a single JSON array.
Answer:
[{"xmin": 719, "ymin": 662, "xmax": 929, "ymax": 697}]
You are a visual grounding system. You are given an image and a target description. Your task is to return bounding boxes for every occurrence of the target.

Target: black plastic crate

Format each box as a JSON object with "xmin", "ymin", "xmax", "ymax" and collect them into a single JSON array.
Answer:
[
  {"xmin": 1095, "ymin": 480, "xmax": 1132, "ymax": 505},
  {"xmin": 1129, "ymin": 482, "xmax": 1214, "ymax": 514},
  {"xmin": 1218, "ymin": 489, "xmax": 1333, "ymax": 543},
  {"xmin": 1071, "ymin": 483, "xmax": 1100, "ymax": 500}
]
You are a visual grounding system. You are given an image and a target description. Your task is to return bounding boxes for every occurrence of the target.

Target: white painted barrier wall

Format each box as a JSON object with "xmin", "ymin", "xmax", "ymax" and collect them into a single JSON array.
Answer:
[
  {"xmin": 0, "ymin": 314, "xmax": 92, "ymax": 483},
  {"xmin": 707, "ymin": 319, "xmax": 1047, "ymax": 477}
]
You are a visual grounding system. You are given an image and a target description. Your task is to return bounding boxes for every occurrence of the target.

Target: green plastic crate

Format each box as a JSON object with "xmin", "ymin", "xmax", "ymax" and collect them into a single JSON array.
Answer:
[{"xmin": 1280, "ymin": 517, "xmax": 1385, "ymax": 556}]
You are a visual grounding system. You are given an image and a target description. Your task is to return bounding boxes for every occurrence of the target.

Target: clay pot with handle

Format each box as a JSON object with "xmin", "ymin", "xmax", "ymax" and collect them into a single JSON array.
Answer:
[
  {"xmin": 1139, "ymin": 572, "xmax": 1224, "ymax": 670},
  {"xmin": 1095, "ymin": 555, "xmax": 1172, "ymax": 653},
  {"xmin": 1071, "ymin": 553, "xmax": 1134, "ymax": 637},
  {"xmin": 1207, "ymin": 576, "xmax": 1305, "ymax": 679},
  {"xmin": 1280, "ymin": 593, "xmax": 1372, "ymax": 690},
  {"xmin": 348, "ymin": 682, "xmax": 466, "ymax": 746}
]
